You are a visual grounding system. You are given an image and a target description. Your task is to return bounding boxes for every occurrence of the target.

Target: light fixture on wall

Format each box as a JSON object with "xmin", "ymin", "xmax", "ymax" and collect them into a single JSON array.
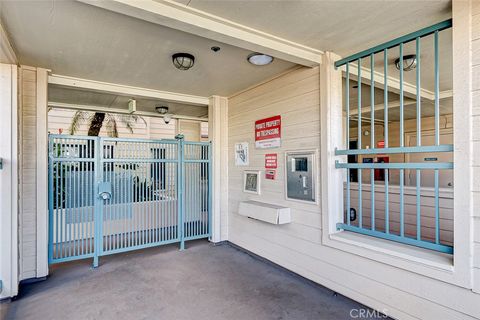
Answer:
[
  {"xmin": 172, "ymin": 53, "xmax": 195, "ymax": 70},
  {"xmin": 155, "ymin": 105, "xmax": 169, "ymax": 114},
  {"xmin": 395, "ymin": 54, "xmax": 417, "ymax": 71},
  {"xmin": 247, "ymin": 53, "xmax": 274, "ymax": 66}
]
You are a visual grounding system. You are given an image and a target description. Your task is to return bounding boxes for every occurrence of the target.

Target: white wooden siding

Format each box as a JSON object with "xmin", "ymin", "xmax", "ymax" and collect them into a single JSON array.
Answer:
[
  {"xmin": 19, "ymin": 66, "xmax": 38, "ymax": 280},
  {"xmin": 471, "ymin": 0, "xmax": 480, "ymax": 293},
  {"xmin": 228, "ymin": 65, "xmax": 480, "ymax": 319}
]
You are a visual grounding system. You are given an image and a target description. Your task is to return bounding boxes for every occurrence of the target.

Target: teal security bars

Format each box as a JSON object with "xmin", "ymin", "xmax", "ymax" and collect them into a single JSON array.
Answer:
[
  {"xmin": 48, "ymin": 135, "xmax": 212, "ymax": 267},
  {"xmin": 334, "ymin": 20, "xmax": 453, "ymax": 254}
]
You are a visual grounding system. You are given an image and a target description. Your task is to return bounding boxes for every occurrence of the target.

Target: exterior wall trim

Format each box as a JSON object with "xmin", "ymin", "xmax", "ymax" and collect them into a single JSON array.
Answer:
[
  {"xmin": 0, "ymin": 64, "xmax": 19, "ymax": 299},
  {"xmin": 36, "ymin": 68, "xmax": 49, "ymax": 278}
]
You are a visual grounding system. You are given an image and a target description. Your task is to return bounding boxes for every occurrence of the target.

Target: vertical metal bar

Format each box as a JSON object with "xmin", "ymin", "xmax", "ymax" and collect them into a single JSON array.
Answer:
[
  {"xmin": 208, "ymin": 143, "xmax": 212, "ymax": 238},
  {"xmin": 383, "ymin": 48, "xmax": 390, "ymax": 234},
  {"xmin": 434, "ymin": 30, "xmax": 440, "ymax": 244},
  {"xmin": 67, "ymin": 157, "xmax": 72, "ymax": 258},
  {"xmin": 434, "ymin": 30, "xmax": 440, "ymax": 146},
  {"xmin": 93, "ymin": 137, "xmax": 102, "ymax": 267},
  {"xmin": 399, "ymin": 43, "xmax": 404, "ymax": 236},
  {"xmin": 88, "ymin": 153, "xmax": 92, "ymax": 254},
  {"xmin": 370, "ymin": 53, "xmax": 375, "ymax": 231},
  {"xmin": 90, "ymin": 143, "xmax": 94, "ymax": 254},
  {"xmin": 160, "ymin": 150, "xmax": 164, "ymax": 242},
  {"xmin": 172, "ymin": 144, "xmax": 175, "ymax": 240},
  {"xmin": 153, "ymin": 148, "xmax": 157, "ymax": 243},
  {"xmin": 196, "ymin": 159, "xmax": 199, "ymax": 236},
  {"xmin": 80, "ymin": 149, "xmax": 84, "ymax": 256},
  {"xmin": 73, "ymin": 148, "xmax": 77, "ymax": 257},
  {"xmin": 415, "ymin": 36, "xmax": 421, "ymax": 240},
  {"xmin": 48, "ymin": 137, "xmax": 54, "ymax": 262},
  {"xmin": 346, "ymin": 63, "xmax": 351, "ymax": 226},
  {"xmin": 108, "ymin": 156, "xmax": 112, "ymax": 251},
  {"xmin": 179, "ymin": 139, "xmax": 185, "ymax": 249},
  {"xmin": 60, "ymin": 146, "xmax": 64, "ymax": 259},
  {"xmin": 435, "ymin": 170, "xmax": 440, "ymax": 244},
  {"xmin": 357, "ymin": 58, "xmax": 363, "ymax": 228}
]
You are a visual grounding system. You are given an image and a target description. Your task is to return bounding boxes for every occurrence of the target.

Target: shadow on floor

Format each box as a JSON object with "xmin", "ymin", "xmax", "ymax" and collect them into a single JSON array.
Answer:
[{"xmin": 5, "ymin": 240, "xmax": 389, "ymax": 320}]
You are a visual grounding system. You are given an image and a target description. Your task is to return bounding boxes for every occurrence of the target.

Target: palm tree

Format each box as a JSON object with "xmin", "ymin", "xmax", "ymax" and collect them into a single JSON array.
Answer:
[{"xmin": 69, "ymin": 111, "xmax": 146, "ymax": 137}]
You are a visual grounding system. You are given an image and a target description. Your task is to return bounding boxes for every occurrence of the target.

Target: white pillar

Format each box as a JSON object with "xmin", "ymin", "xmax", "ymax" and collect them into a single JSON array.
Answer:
[
  {"xmin": 0, "ymin": 63, "xmax": 19, "ymax": 299},
  {"xmin": 36, "ymin": 68, "xmax": 49, "ymax": 278},
  {"xmin": 319, "ymin": 52, "xmax": 344, "ymax": 237},
  {"xmin": 208, "ymin": 96, "xmax": 229, "ymax": 242}
]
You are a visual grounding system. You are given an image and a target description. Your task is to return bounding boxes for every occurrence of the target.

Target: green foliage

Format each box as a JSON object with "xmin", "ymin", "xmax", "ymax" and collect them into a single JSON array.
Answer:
[{"xmin": 69, "ymin": 111, "xmax": 146, "ymax": 137}]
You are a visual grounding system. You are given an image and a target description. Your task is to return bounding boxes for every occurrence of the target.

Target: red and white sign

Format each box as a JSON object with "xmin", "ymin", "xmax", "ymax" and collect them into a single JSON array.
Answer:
[
  {"xmin": 377, "ymin": 140, "xmax": 385, "ymax": 148},
  {"xmin": 265, "ymin": 153, "xmax": 278, "ymax": 169},
  {"xmin": 265, "ymin": 169, "xmax": 276, "ymax": 180},
  {"xmin": 255, "ymin": 115, "xmax": 281, "ymax": 149}
]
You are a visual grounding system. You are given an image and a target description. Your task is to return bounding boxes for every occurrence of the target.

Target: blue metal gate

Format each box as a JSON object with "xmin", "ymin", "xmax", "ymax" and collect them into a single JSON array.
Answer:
[{"xmin": 48, "ymin": 135, "xmax": 211, "ymax": 267}]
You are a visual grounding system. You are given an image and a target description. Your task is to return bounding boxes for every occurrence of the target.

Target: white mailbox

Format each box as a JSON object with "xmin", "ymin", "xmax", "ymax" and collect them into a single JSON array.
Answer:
[{"xmin": 238, "ymin": 200, "xmax": 291, "ymax": 224}]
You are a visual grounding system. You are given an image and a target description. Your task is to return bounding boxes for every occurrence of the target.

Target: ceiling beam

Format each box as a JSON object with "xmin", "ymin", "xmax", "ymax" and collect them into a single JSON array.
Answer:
[
  {"xmin": 48, "ymin": 74, "xmax": 210, "ymax": 106},
  {"xmin": 0, "ymin": 21, "xmax": 17, "ymax": 64},
  {"xmin": 78, "ymin": 0, "xmax": 323, "ymax": 67},
  {"xmin": 348, "ymin": 98, "xmax": 416, "ymax": 116},
  {"xmin": 48, "ymin": 101, "xmax": 208, "ymax": 122},
  {"xmin": 346, "ymin": 64, "xmax": 452, "ymax": 101}
]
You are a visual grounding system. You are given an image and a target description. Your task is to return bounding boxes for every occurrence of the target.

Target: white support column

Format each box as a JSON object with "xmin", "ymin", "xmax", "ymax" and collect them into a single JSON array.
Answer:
[
  {"xmin": 0, "ymin": 63, "xmax": 19, "ymax": 299},
  {"xmin": 208, "ymin": 96, "xmax": 228, "ymax": 242},
  {"xmin": 452, "ymin": 0, "xmax": 475, "ymax": 290},
  {"xmin": 320, "ymin": 52, "xmax": 344, "ymax": 237},
  {"xmin": 36, "ymin": 68, "xmax": 49, "ymax": 278}
]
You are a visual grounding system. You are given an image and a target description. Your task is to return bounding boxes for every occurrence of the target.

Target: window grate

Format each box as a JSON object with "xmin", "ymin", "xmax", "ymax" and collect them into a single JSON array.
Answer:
[{"xmin": 334, "ymin": 20, "xmax": 453, "ymax": 254}]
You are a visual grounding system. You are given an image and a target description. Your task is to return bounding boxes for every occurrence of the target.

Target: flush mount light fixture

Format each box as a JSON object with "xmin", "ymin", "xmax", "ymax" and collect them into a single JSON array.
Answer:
[
  {"xmin": 155, "ymin": 105, "xmax": 169, "ymax": 114},
  {"xmin": 247, "ymin": 53, "xmax": 274, "ymax": 66},
  {"xmin": 172, "ymin": 53, "xmax": 195, "ymax": 70},
  {"xmin": 395, "ymin": 54, "xmax": 417, "ymax": 72}
]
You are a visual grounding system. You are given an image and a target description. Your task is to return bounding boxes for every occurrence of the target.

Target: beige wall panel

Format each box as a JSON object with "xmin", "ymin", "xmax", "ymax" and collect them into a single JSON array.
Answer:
[{"xmin": 228, "ymin": 61, "xmax": 480, "ymax": 318}]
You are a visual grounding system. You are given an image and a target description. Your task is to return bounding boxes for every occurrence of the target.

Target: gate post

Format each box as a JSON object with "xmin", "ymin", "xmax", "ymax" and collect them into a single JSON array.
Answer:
[
  {"xmin": 177, "ymin": 136, "xmax": 185, "ymax": 250},
  {"xmin": 93, "ymin": 137, "xmax": 103, "ymax": 267}
]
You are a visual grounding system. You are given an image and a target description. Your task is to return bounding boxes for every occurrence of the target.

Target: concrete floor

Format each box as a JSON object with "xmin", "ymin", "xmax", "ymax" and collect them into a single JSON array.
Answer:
[{"xmin": 4, "ymin": 241, "xmax": 384, "ymax": 320}]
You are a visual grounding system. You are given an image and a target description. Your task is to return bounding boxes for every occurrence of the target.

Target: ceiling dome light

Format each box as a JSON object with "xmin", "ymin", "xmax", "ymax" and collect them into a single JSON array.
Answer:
[
  {"xmin": 172, "ymin": 53, "xmax": 195, "ymax": 70},
  {"xmin": 247, "ymin": 53, "xmax": 274, "ymax": 66},
  {"xmin": 395, "ymin": 54, "xmax": 417, "ymax": 72}
]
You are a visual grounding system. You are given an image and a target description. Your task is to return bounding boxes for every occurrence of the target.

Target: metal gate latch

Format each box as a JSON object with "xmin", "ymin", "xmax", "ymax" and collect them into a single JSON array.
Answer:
[{"xmin": 98, "ymin": 182, "xmax": 112, "ymax": 200}]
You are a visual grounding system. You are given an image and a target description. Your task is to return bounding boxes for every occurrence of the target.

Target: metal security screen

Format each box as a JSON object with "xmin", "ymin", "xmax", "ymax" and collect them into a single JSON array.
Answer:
[
  {"xmin": 48, "ymin": 135, "xmax": 211, "ymax": 267},
  {"xmin": 334, "ymin": 20, "xmax": 453, "ymax": 254}
]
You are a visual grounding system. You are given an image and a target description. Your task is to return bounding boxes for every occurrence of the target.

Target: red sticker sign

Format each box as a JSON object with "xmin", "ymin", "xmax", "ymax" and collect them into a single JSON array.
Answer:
[
  {"xmin": 265, "ymin": 153, "xmax": 278, "ymax": 169},
  {"xmin": 265, "ymin": 169, "xmax": 276, "ymax": 180},
  {"xmin": 255, "ymin": 115, "xmax": 281, "ymax": 149}
]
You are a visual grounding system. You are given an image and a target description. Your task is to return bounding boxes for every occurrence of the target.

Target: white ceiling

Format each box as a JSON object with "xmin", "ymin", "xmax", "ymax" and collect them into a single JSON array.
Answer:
[
  {"xmin": 49, "ymin": 85, "xmax": 209, "ymax": 118},
  {"xmin": 172, "ymin": 0, "xmax": 453, "ymax": 92},
  {"xmin": 0, "ymin": 0, "xmax": 295, "ymax": 97},
  {"xmin": 1, "ymin": 0, "xmax": 452, "ymax": 100},
  {"xmin": 171, "ymin": 0, "xmax": 451, "ymax": 58}
]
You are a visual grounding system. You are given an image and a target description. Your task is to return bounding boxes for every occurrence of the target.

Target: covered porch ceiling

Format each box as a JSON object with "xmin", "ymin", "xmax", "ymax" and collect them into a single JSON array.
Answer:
[{"xmin": 0, "ymin": 0, "xmax": 452, "ymax": 114}]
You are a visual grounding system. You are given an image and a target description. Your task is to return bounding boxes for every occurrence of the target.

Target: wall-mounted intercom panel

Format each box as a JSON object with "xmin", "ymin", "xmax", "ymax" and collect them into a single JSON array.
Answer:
[{"xmin": 285, "ymin": 151, "xmax": 316, "ymax": 202}]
